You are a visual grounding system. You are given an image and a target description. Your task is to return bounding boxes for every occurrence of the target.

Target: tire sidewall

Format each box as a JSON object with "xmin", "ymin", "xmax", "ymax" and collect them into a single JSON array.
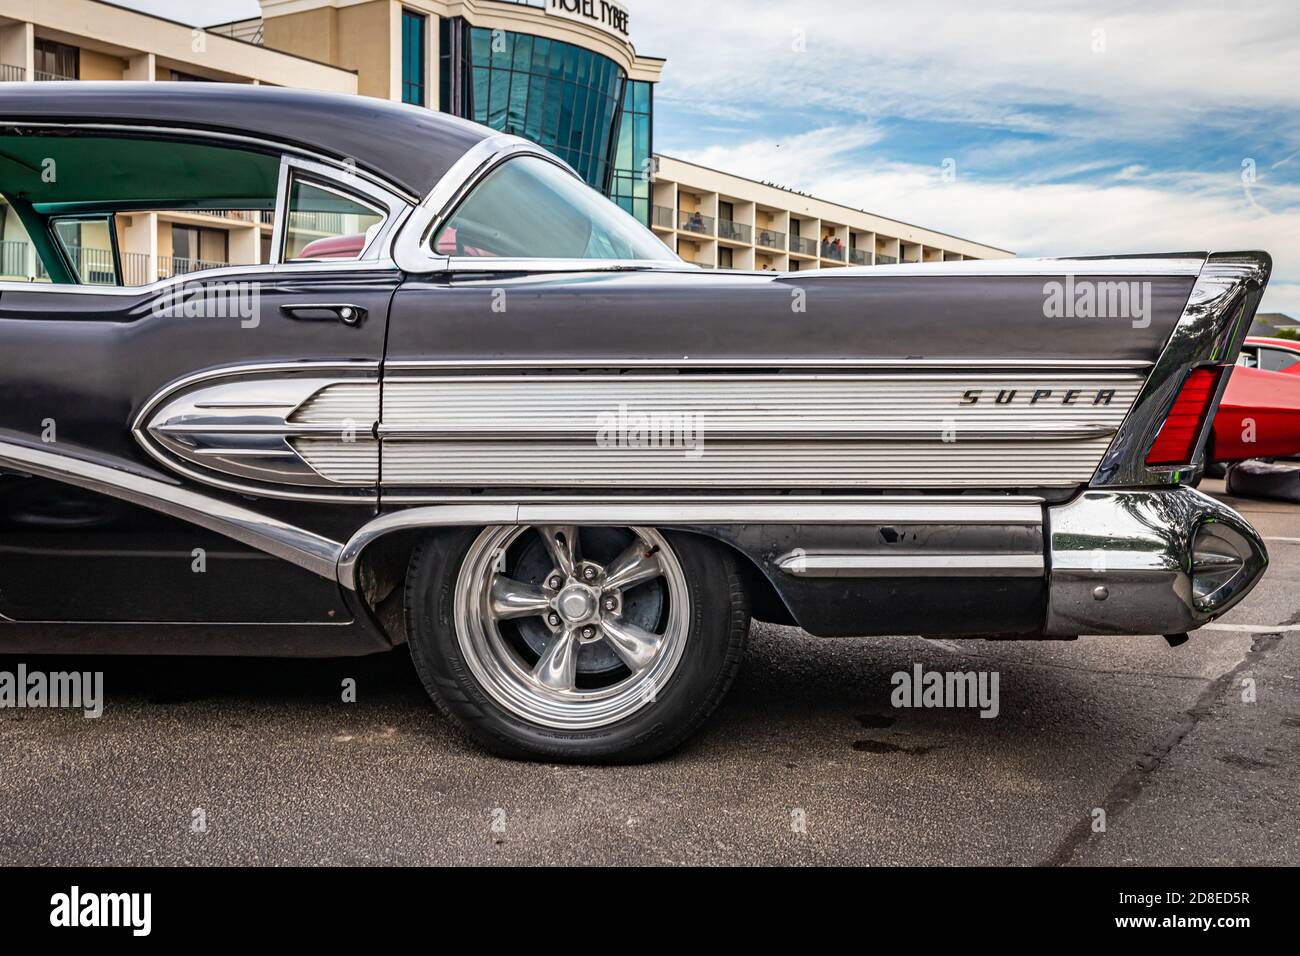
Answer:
[{"xmin": 406, "ymin": 526, "xmax": 742, "ymax": 763}]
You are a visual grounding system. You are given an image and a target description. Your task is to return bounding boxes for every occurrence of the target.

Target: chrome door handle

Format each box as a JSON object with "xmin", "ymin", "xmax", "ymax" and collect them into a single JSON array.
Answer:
[{"xmin": 280, "ymin": 303, "xmax": 368, "ymax": 326}]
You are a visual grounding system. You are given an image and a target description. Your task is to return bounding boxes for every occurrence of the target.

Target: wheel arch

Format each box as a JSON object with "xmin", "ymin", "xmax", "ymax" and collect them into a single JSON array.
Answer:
[{"xmin": 343, "ymin": 520, "xmax": 790, "ymax": 644}]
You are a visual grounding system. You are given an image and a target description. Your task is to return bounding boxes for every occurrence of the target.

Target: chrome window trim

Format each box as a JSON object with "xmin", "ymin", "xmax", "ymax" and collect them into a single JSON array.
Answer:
[
  {"xmin": 0, "ymin": 259, "xmax": 404, "ymax": 297},
  {"xmin": 0, "ymin": 121, "xmax": 412, "ymax": 291},
  {"xmin": 1091, "ymin": 251, "xmax": 1271, "ymax": 487},
  {"xmin": 391, "ymin": 134, "xmax": 683, "ymax": 273},
  {"xmin": 275, "ymin": 155, "xmax": 408, "ymax": 264},
  {"xmin": 0, "ymin": 121, "xmax": 421, "ymax": 202}
]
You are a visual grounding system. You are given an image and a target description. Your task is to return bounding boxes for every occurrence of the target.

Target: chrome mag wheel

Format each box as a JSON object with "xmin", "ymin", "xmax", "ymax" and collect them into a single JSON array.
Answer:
[{"xmin": 453, "ymin": 525, "xmax": 691, "ymax": 730}]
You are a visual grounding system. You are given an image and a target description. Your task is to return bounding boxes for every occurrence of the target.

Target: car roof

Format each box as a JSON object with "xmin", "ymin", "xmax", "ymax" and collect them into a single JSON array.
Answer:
[
  {"xmin": 0, "ymin": 82, "xmax": 495, "ymax": 201},
  {"xmin": 1245, "ymin": 336, "xmax": 1300, "ymax": 351}
]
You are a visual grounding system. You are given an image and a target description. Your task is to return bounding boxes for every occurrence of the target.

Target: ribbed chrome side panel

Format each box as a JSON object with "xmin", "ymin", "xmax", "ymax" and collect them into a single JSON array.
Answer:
[
  {"xmin": 369, "ymin": 372, "xmax": 1147, "ymax": 489},
  {"xmin": 290, "ymin": 438, "xmax": 381, "ymax": 483},
  {"xmin": 289, "ymin": 383, "xmax": 379, "ymax": 424},
  {"xmin": 379, "ymin": 439, "xmax": 1118, "ymax": 487}
]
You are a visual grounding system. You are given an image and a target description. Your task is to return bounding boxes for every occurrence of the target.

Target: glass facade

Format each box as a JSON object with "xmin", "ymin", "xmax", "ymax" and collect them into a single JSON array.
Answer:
[
  {"xmin": 609, "ymin": 80, "xmax": 652, "ymax": 224},
  {"xmin": 401, "ymin": 9, "xmax": 427, "ymax": 106},
  {"xmin": 440, "ymin": 19, "xmax": 645, "ymax": 201}
]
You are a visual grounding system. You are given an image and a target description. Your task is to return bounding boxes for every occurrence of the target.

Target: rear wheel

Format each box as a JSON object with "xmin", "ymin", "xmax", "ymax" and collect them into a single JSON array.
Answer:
[{"xmin": 405, "ymin": 525, "xmax": 749, "ymax": 762}]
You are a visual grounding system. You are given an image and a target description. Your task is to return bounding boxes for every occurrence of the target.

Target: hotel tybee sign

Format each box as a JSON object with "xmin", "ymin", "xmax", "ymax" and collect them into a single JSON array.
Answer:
[{"xmin": 546, "ymin": 0, "xmax": 630, "ymax": 38}]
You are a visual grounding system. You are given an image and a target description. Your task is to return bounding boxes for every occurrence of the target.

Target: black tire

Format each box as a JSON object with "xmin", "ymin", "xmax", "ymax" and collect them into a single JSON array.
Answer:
[{"xmin": 405, "ymin": 526, "xmax": 750, "ymax": 763}]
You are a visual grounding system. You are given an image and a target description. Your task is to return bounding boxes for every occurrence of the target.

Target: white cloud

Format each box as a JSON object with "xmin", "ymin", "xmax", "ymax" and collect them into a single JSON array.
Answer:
[{"xmin": 673, "ymin": 129, "xmax": 1300, "ymax": 314}]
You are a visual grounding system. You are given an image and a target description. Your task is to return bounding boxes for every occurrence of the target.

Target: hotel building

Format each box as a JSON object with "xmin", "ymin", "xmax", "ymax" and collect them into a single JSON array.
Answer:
[{"xmin": 0, "ymin": 0, "xmax": 1011, "ymax": 283}]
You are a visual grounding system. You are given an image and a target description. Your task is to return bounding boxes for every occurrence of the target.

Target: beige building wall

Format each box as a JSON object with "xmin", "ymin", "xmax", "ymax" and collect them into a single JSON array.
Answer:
[{"xmin": 653, "ymin": 155, "xmax": 1011, "ymax": 269}]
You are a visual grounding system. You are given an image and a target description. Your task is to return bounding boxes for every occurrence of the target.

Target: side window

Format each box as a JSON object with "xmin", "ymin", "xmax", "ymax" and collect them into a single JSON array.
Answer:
[
  {"xmin": 1258, "ymin": 347, "xmax": 1300, "ymax": 373},
  {"xmin": 282, "ymin": 176, "xmax": 384, "ymax": 262},
  {"xmin": 0, "ymin": 129, "xmax": 279, "ymax": 287},
  {"xmin": 52, "ymin": 218, "xmax": 119, "ymax": 285},
  {"xmin": 432, "ymin": 155, "xmax": 675, "ymax": 262}
]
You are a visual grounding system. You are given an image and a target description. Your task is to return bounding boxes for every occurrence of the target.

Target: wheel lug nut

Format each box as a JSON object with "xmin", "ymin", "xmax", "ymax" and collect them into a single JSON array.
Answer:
[
  {"xmin": 582, "ymin": 567, "xmax": 597, "ymax": 581},
  {"xmin": 581, "ymin": 626, "xmax": 596, "ymax": 639},
  {"xmin": 603, "ymin": 597, "xmax": 617, "ymax": 611},
  {"xmin": 547, "ymin": 576, "xmax": 561, "ymax": 589},
  {"xmin": 547, "ymin": 613, "xmax": 560, "ymax": 626}
]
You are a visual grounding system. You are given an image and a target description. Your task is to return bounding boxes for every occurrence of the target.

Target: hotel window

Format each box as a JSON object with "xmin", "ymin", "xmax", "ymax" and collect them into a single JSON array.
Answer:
[
  {"xmin": 34, "ymin": 39, "xmax": 79, "ymax": 81},
  {"xmin": 443, "ymin": 22, "xmax": 628, "ymax": 192},
  {"xmin": 610, "ymin": 80, "xmax": 653, "ymax": 224},
  {"xmin": 402, "ymin": 9, "xmax": 427, "ymax": 106}
]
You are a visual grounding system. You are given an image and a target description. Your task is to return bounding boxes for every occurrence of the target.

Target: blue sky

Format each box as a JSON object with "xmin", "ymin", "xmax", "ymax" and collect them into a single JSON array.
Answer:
[{"xmin": 132, "ymin": 0, "xmax": 1299, "ymax": 314}]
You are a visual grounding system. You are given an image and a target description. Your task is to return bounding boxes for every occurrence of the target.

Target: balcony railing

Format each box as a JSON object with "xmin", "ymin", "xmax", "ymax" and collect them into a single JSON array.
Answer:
[
  {"xmin": 652, "ymin": 204, "xmax": 674, "ymax": 229},
  {"xmin": 34, "ymin": 70, "xmax": 77, "ymax": 82},
  {"xmin": 62, "ymin": 246, "xmax": 116, "ymax": 284},
  {"xmin": 122, "ymin": 252, "xmax": 152, "ymax": 287},
  {"xmin": 1, "ymin": 64, "xmax": 24, "ymax": 82},
  {"xmin": 193, "ymin": 209, "xmax": 274, "ymax": 225},
  {"xmin": 717, "ymin": 219, "xmax": 751, "ymax": 244},
  {"xmin": 0, "ymin": 240, "xmax": 39, "ymax": 280},
  {"xmin": 876, "ymin": 253, "xmax": 899, "ymax": 265},
  {"xmin": 678, "ymin": 210, "xmax": 714, "ymax": 236},
  {"xmin": 789, "ymin": 235, "xmax": 817, "ymax": 257},
  {"xmin": 158, "ymin": 255, "xmax": 231, "ymax": 279},
  {"xmin": 821, "ymin": 242, "xmax": 846, "ymax": 262},
  {"xmin": 756, "ymin": 229, "xmax": 786, "ymax": 250},
  {"xmin": 849, "ymin": 248, "xmax": 870, "ymax": 266}
]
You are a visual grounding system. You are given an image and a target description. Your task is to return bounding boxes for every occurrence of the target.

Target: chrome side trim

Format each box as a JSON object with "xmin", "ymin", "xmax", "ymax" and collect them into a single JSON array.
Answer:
[
  {"xmin": 791, "ymin": 257, "xmax": 1207, "ymax": 278},
  {"xmin": 337, "ymin": 496, "xmax": 1046, "ymax": 590},
  {"xmin": 1092, "ymin": 251, "xmax": 1271, "ymax": 486},
  {"xmin": 0, "ymin": 438, "xmax": 343, "ymax": 580},
  {"xmin": 132, "ymin": 361, "xmax": 380, "ymax": 503},
  {"xmin": 1044, "ymin": 487, "xmax": 1268, "ymax": 635},
  {"xmin": 777, "ymin": 552, "xmax": 1044, "ymax": 577},
  {"xmin": 385, "ymin": 358, "xmax": 1155, "ymax": 371},
  {"xmin": 377, "ymin": 371, "xmax": 1144, "ymax": 488}
]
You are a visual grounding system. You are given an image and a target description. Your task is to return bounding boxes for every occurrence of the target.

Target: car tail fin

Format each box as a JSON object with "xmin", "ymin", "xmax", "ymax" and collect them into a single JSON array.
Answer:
[{"xmin": 1093, "ymin": 252, "xmax": 1271, "ymax": 486}]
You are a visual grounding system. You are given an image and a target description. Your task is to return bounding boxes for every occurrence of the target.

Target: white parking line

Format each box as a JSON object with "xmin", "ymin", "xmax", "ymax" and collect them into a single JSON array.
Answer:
[
  {"xmin": 1201, "ymin": 623, "xmax": 1300, "ymax": 632},
  {"xmin": 1264, "ymin": 536, "xmax": 1300, "ymax": 544}
]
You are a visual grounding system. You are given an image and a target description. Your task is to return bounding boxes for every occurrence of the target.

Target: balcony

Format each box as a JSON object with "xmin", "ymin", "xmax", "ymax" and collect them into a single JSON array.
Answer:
[
  {"xmin": 678, "ymin": 210, "xmax": 714, "ymax": 236},
  {"xmin": 756, "ymin": 229, "xmax": 786, "ymax": 251},
  {"xmin": 849, "ymin": 248, "xmax": 870, "ymax": 266},
  {"xmin": 193, "ymin": 209, "xmax": 275, "ymax": 225},
  {"xmin": 821, "ymin": 241, "xmax": 846, "ymax": 262},
  {"xmin": 652, "ymin": 204, "xmax": 674, "ymax": 229},
  {"xmin": 34, "ymin": 70, "xmax": 77, "ymax": 82},
  {"xmin": 1, "ymin": 64, "xmax": 24, "ymax": 82},
  {"xmin": 789, "ymin": 235, "xmax": 817, "ymax": 257},
  {"xmin": 876, "ymin": 253, "xmax": 899, "ymax": 265},
  {"xmin": 717, "ymin": 219, "xmax": 752, "ymax": 244},
  {"xmin": 158, "ymin": 255, "xmax": 231, "ymax": 279}
]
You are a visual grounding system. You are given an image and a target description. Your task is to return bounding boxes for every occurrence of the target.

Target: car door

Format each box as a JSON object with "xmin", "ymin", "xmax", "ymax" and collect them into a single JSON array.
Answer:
[{"xmin": 0, "ymin": 130, "xmax": 406, "ymax": 623}]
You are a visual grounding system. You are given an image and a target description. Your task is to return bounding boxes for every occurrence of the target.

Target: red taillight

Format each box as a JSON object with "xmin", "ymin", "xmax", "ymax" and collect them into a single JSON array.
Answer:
[{"xmin": 1145, "ymin": 366, "xmax": 1224, "ymax": 467}]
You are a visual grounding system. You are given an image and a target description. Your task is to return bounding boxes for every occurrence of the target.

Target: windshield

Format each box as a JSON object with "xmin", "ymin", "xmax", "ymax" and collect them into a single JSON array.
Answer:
[{"xmin": 433, "ymin": 155, "xmax": 676, "ymax": 262}]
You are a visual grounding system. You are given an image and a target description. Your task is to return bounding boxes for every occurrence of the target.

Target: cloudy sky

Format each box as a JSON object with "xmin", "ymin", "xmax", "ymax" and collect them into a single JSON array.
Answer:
[{"xmin": 137, "ymin": 0, "xmax": 1298, "ymax": 314}]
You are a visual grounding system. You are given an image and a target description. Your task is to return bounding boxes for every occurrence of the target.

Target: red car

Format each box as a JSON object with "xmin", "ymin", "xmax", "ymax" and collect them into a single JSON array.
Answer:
[{"xmin": 1210, "ymin": 337, "xmax": 1300, "ymax": 461}]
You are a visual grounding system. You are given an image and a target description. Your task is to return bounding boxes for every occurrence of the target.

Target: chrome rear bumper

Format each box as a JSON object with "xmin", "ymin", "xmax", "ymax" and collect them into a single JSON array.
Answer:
[{"xmin": 1044, "ymin": 487, "xmax": 1268, "ymax": 636}]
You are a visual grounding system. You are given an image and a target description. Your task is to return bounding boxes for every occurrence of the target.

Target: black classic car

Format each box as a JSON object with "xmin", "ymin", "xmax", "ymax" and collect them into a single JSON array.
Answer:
[{"xmin": 0, "ymin": 83, "xmax": 1271, "ymax": 761}]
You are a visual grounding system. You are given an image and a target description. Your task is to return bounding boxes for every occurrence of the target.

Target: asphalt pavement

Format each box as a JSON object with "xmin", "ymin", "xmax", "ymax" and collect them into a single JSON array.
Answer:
[{"xmin": 1, "ymin": 479, "xmax": 1296, "ymax": 865}]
